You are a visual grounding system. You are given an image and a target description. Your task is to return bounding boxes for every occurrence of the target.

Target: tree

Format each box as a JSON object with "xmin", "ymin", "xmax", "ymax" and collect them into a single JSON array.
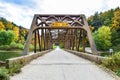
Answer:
[
  {"xmin": 0, "ymin": 21, "xmax": 5, "ymax": 31},
  {"xmin": 0, "ymin": 30, "xmax": 15, "ymax": 45},
  {"xmin": 88, "ymin": 9, "xmax": 114, "ymax": 30},
  {"xmin": 111, "ymin": 29, "xmax": 120, "ymax": 45},
  {"xmin": 112, "ymin": 9, "xmax": 120, "ymax": 29},
  {"xmin": 6, "ymin": 21, "xmax": 13, "ymax": 30},
  {"xmin": 99, "ymin": 9, "xmax": 114, "ymax": 27},
  {"xmin": 19, "ymin": 36, "xmax": 25, "ymax": 44},
  {"xmin": 13, "ymin": 26, "xmax": 19, "ymax": 42},
  {"xmin": 0, "ymin": 18, "xmax": 7, "ymax": 29},
  {"xmin": 93, "ymin": 26, "xmax": 112, "ymax": 50},
  {"xmin": 88, "ymin": 12, "xmax": 102, "ymax": 30}
]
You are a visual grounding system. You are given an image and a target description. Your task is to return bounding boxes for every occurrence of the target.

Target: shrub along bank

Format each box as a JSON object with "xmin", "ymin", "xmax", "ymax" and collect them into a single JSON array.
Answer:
[{"xmin": 102, "ymin": 52, "xmax": 120, "ymax": 77}]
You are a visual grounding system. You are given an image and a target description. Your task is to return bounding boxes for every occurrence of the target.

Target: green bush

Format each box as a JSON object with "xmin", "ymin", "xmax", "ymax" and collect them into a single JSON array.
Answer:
[
  {"xmin": 102, "ymin": 52, "xmax": 120, "ymax": 71},
  {"xmin": 0, "ymin": 67, "xmax": 9, "ymax": 80},
  {"xmin": 10, "ymin": 42, "xmax": 24, "ymax": 50},
  {"xmin": 8, "ymin": 63, "xmax": 21, "ymax": 76},
  {"xmin": 59, "ymin": 43, "xmax": 64, "ymax": 48},
  {"xmin": 112, "ymin": 44, "xmax": 120, "ymax": 52},
  {"xmin": 0, "ymin": 42, "xmax": 24, "ymax": 50},
  {"xmin": 116, "ymin": 69, "xmax": 120, "ymax": 77},
  {"xmin": 29, "ymin": 44, "xmax": 34, "ymax": 51},
  {"xmin": 0, "ymin": 45, "xmax": 10, "ymax": 50},
  {"xmin": 79, "ymin": 47, "xmax": 83, "ymax": 52}
]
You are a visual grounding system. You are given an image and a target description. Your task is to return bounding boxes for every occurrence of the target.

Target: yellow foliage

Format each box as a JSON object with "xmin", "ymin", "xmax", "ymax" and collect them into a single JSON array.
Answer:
[
  {"xmin": 0, "ymin": 21, "xmax": 5, "ymax": 31},
  {"xmin": 6, "ymin": 21, "xmax": 13, "ymax": 29},
  {"xmin": 21, "ymin": 29, "xmax": 27, "ymax": 36},
  {"xmin": 112, "ymin": 10, "xmax": 120, "ymax": 29},
  {"xmin": 13, "ymin": 26, "xmax": 19, "ymax": 41},
  {"xmin": 19, "ymin": 36, "xmax": 25, "ymax": 44},
  {"xmin": 90, "ymin": 26, "xmax": 94, "ymax": 32}
]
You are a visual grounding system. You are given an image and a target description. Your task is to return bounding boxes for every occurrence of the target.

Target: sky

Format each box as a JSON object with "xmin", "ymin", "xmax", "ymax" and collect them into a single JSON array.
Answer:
[{"xmin": 0, "ymin": 0, "xmax": 120, "ymax": 29}]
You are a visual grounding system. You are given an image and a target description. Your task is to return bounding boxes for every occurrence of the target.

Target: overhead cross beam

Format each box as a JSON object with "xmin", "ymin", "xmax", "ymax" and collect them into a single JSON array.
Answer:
[{"xmin": 23, "ymin": 14, "xmax": 98, "ymax": 55}]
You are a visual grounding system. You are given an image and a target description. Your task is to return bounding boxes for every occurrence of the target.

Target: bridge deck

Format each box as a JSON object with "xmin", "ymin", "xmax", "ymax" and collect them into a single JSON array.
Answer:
[{"xmin": 11, "ymin": 48, "xmax": 116, "ymax": 80}]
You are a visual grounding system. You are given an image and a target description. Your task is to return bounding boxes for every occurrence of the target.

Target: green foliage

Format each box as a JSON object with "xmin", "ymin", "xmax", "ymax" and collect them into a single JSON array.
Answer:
[
  {"xmin": 10, "ymin": 42, "xmax": 24, "ymax": 50},
  {"xmin": 102, "ymin": 52, "xmax": 120, "ymax": 71},
  {"xmin": 53, "ymin": 44, "xmax": 57, "ymax": 49},
  {"xmin": 8, "ymin": 63, "xmax": 21, "ymax": 76},
  {"xmin": 116, "ymin": 69, "xmax": 120, "ymax": 77},
  {"xmin": 0, "ymin": 42, "xmax": 24, "ymax": 50},
  {"xmin": 79, "ymin": 47, "xmax": 83, "ymax": 52},
  {"xmin": 0, "ymin": 30, "xmax": 15, "ymax": 45},
  {"xmin": 0, "ymin": 45, "xmax": 10, "ymax": 50},
  {"xmin": 88, "ymin": 12, "xmax": 102, "ymax": 29},
  {"xmin": 59, "ymin": 43, "xmax": 64, "ymax": 48},
  {"xmin": 99, "ymin": 9, "xmax": 114, "ymax": 27},
  {"xmin": 0, "ymin": 17, "xmax": 28, "ymax": 45},
  {"xmin": 0, "ymin": 67, "xmax": 9, "ymax": 80},
  {"xmin": 111, "ymin": 29, "xmax": 120, "ymax": 52},
  {"xmin": 88, "ymin": 8, "xmax": 117, "ymax": 30},
  {"xmin": 29, "ymin": 44, "xmax": 34, "ymax": 51},
  {"xmin": 112, "ymin": 44, "xmax": 120, "ymax": 52},
  {"xmin": 111, "ymin": 29, "xmax": 120, "ymax": 45},
  {"xmin": 93, "ymin": 26, "xmax": 112, "ymax": 50}
]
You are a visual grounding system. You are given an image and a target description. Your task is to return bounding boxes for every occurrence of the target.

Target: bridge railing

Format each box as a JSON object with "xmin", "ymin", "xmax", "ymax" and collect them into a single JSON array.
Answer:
[
  {"xmin": 65, "ymin": 49, "xmax": 107, "ymax": 64},
  {"xmin": 6, "ymin": 49, "xmax": 52, "ymax": 69}
]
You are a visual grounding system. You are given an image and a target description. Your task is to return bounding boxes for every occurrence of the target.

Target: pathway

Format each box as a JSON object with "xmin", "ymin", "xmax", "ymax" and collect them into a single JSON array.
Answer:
[{"xmin": 11, "ymin": 48, "xmax": 116, "ymax": 80}]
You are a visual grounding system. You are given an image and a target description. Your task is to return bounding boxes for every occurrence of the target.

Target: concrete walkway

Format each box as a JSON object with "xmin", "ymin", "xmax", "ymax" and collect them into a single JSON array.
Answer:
[{"xmin": 11, "ymin": 48, "xmax": 116, "ymax": 80}]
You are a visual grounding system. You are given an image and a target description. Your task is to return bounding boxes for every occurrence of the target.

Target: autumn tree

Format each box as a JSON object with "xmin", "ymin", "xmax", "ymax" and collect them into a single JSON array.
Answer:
[
  {"xmin": 0, "ymin": 18, "xmax": 7, "ymax": 29},
  {"xmin": 13, "ymin": 26, "xmax": 19, "ymax": 42},
  {"xmin": 6, "ymin": 21, "xmax": 13, "ymax": 30},
  {"xmin": 112, "ymin": 9, "xmax": 120, "ymax": 29},
  {"xmin": 0, "ymin": 21, "xmax": 5, "ymax": 31}
]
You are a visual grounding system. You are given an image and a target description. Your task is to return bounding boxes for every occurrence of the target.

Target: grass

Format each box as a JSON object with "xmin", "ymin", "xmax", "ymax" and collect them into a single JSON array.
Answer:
[{"xmin": 0, "ymin": 52, "xmax": 22, "ymax": 61}]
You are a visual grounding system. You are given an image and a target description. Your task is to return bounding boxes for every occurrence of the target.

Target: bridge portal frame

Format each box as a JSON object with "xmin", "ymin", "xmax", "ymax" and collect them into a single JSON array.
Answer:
[{"xmin": 23, "ymin": 14, "xmax": 97, "ymax": 55}]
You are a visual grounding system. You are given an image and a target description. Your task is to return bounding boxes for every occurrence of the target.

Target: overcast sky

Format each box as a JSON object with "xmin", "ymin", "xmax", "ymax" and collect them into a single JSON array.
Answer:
[{"xmin": 0, "ymin": 0, "xmax": 120, "ymax": 29}]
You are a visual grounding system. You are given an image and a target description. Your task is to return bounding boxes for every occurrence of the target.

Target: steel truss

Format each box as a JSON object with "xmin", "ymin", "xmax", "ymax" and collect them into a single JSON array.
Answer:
[{"xmin": 23, "ymin": 14, "xmax": 97, "ymax": 55}]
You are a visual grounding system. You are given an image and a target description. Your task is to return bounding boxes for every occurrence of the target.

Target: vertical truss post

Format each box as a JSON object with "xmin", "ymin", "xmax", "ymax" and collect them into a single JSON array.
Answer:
[
  {"xmin": 44, "ymin": 29, "xmax": 46, "ymax": 50},
  {"xmin": 34, "ymin": 31, "xmax": 37, "ymax": 53},
  {"xmin": 41, "ymin": 29, "xmax": 43, "ymax": 51},
  {"xmin": 77, "ymin": 29, "xmax": 81, "ymax": 51},
  {"xmin": 75, "ymin": 29, "xmax": 78, "ymax": 51},
  {"xmin": 37, "ymin": 30, "xmax": 41, "ymax": 51},
  {"xmin": 82, "ymin": 30, "xmax": 86, "ymax": 53},
  {"xmin": 72, "ymin": 29, "xmax": 75, "ymax": 50}
]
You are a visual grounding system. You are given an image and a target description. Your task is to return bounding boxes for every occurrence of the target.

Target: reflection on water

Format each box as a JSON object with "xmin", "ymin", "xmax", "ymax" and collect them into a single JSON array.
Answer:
[{"xmin": 0, "ymin": 52, "xmax": 22, "ymax": 61}]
